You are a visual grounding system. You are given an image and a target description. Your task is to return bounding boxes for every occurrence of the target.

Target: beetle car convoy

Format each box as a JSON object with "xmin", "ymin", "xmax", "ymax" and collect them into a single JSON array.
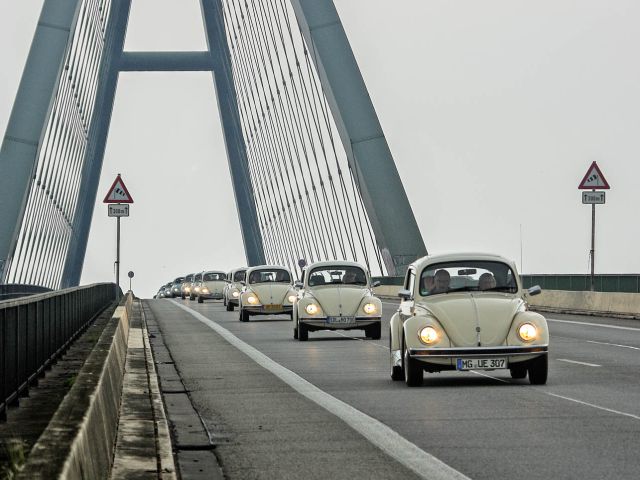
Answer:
[{"xmin": 157, "ymin": 253, "xmax": 548, "ymax": 385}]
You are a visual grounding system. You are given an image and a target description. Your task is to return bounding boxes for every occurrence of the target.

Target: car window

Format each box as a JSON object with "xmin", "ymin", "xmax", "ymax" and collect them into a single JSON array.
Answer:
[
  {"xmin": 307, "ymin": 266, "xmax": 367, "ymax": 286},
  {"xmin": 419, "ymin": 261, "xmax": 518, "ymax": 296},
  {"xmin": 248, "ymin": 269, "xmax": 290, "ymax": 284},
  {"xmin": 194, "ymin": 273, "xmax": 202, "ymax": 281},
  {"xmin": 233, "ymin": 270, "xmax": 246, "ymax": 282},
  {"xmin": 203, "ymin": 273, "xmax": 225, "ymax": 281}
]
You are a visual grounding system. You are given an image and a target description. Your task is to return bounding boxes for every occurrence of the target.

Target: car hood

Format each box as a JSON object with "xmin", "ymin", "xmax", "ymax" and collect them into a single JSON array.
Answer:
[
  {"xmin": 309, "ymin": 286, "xmax": 368, "ymax": 316},
  {"xmin": 250, "ymin": 283, "xmax": 291, "ymax": 305},
  {"xmin": 423, "ymin": 293, "xmax": 523, "ymax": 347},
  {"xmin": 203, "ymin": 280, "xmax": 225, "ymax": 292}
]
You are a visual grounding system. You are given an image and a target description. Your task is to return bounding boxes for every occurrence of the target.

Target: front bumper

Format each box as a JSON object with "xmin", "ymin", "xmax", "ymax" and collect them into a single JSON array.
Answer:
[
  {"xmin": 300, "ymin": 316, "xmax": 381, "ymax": 328},
  {"xmin": 409, "ymin": 345, "xmax": 548, "ymax": 358},
  {"xmin": 244, "ymin": 305, "xmax": 293, "ymax": 315},
  {"xmin": 200, "ymin": 292, "xmax": 224, "ymax": 300}
]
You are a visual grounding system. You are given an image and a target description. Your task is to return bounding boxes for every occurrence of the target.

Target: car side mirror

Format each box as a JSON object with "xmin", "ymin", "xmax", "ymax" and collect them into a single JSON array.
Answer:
[
  {"xmin": 398, "ymin": 289, "xmax": 412, "ymax": 301},
  {"xmin": 527, "ymin": 285, "xmax": 542, "ymax": 296},
  {"xmin": 371, "ymin": 280, "xmax": 381, "ymax": 288},
  {"xmin": 294, "ymin": 281, "xmax": 303, "ymax": 289}
]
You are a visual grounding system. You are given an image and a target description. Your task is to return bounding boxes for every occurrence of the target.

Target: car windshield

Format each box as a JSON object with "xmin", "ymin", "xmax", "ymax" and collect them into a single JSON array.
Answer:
[
  {"xmin": 194, "ymin": 274, "xmax": 202, "ymax": 281},
  {"xmin": 419, "ymin": 261, "xmax": 518, "ymax": 296},
  {"xmin": 203, "ymin": 272, "xmax": 225, "ymax": 281},
  {"xmin": 174, "ymin": 277, "xmax": 185, "ymax": 283},
  {"xmin": 233, "ymin": 270, "xmax": 246, "ymax": 282},
  {"xmin": 248, "ymin": 269, "xmax": 290, "ymax": 284},
  {"xmin": 185, "ymin": 275, "xmax": 193, "ymax": 282},
  {"xmin": 307, "ymin": 266, "xmax": 367, "ymax": 287}
]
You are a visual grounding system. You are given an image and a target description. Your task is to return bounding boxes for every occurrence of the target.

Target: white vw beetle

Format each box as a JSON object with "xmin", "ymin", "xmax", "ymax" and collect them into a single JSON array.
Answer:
[
  {"xmin": 389, "ymin": 253, "xmax": 548, "ymax": 386},
  {"xmin": 239, "ymin": 265, "xmax": 297, "ymax": 322},
  {"xmin": 224, "ymin": 267, "xmax": 246, "ymax": 311},
  {"xmin": 293, "ymin": 261, "xmax": 382, "ymax": 341},
  {"xmin": 197, "ymin": 270, "xmax": 227, "ymax": 303}
]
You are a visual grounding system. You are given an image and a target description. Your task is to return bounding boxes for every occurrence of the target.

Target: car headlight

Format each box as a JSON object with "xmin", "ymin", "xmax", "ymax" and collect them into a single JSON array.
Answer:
[
  {"xmin": 418, "ymin": 326, "xmax": 439, "ymax": 345},
  {"xmin": 232, "ymin": 291, "xmax": 239, "ymax": 298},
  {"xmin": 305, "ymin": 303, "xmax": 319, "ymax": 315},
  {"xmin": 247, "ymin": 295, "xmax": 258, "ymax": 305},
  {"xmin": 362, "ymin": 303, "xmax": 377, "ymax": 314},
  {"xmin": 202, "ymin": 287, "xmax": 210, "ymax": 293},
  {"xmin": 518, "ymin": 323, "xmax": 537, "ymax": 342},
  {"xmin": 288, "ymin": 294, "xmax": 297, "ymax": 303}
]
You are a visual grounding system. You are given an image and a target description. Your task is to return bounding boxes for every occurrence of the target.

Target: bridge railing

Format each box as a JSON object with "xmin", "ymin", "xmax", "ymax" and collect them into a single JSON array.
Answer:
[{"xmin": 0, "ymin": 283, "xmax": 117, "ymax": 420}]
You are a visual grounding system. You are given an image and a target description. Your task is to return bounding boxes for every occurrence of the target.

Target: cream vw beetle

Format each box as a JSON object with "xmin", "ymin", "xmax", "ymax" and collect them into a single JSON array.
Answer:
[
  {"xmin": 238, "ymin": 266, "xmax": 297, "ymax": 322},
  {"xmin": 224, "ymin": 267, "xmax": 247, "ymax": 311},
  {"xmin": 293, "ymin": 261, "xmax": 382, "ymax": 341},
  {"xmin": 197, "ymin": 270, "xmax": 227, "ymax": 303},
  {"xmin": 389, "ymin": 253, "xmax": 548, "ymax": 386}
]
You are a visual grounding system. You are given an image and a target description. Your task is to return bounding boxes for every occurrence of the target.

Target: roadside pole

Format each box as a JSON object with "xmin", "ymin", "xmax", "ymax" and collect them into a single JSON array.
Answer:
[
  {"xmin": 578, "ymin": 162, "xmax": 610, "ymax": 292},
  {"xmin": 103, "ymin": 174, "xmax": 134, "ymax": 299}
]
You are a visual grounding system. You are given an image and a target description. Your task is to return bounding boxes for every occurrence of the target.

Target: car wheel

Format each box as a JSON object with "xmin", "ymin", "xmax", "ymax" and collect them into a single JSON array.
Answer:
[
  {"xmin": 403, "ymin": 336, "xmax": 422, "ymax": 387},
  {"xmin": 189, "ymin": 295, "xmax": 194, "ymax": 301},
  {"xmin": 226, "ymin": 301, "xmax": 233, "ymax": 312},
  {"xmin": 198, "ymin": 296, "xmax": 203, "ymax": 304},
  {"xmin": 390, "ymin": 329, "xmax": 403, "ymax": 381},
  {"xmin": 366, "ymin": 323, "xmax": 381, "ymax": 340},
  {"xmin": 298, "ymin": 320, "xmax": 308, "ymax": 341},
  {"xmin": 528, "ymin": 355, "xmax": 548, "ymax": 385},
  {"xmin": 509, "ymin": 364, "xmax": 527, "ymax": 379},
  {"xmin": 240, "ymin": 308, "xmax": 250, "ymax": 322},
  {"xmin": 223, "ymin": 297, "xmax": 227, "ymax": 306},
  {"xmin": 181, "ymin": 294, "xmax": 185, "ymax": 299}
]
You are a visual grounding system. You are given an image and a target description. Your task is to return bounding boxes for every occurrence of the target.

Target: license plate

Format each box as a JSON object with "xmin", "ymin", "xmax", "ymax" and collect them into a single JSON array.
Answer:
[
  {"xmin": 326, "ymin": 316, "xmax": 355, "ymax": 325},
  {"xmin": 264, "ymin": 304, "xmax": 282, "ymax": 312},
  {"xmin": 456, "ymin": 357, "xmax": 507, "ymax": 371}
]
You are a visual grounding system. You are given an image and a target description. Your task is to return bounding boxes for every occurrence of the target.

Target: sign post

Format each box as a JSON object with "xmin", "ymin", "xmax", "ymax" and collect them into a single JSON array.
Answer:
[
  {"xmin": 103, "ymin": 174, "xmax": 134, "ymax": 298},
  {"xmin": 578, "ymin": 162, "xmax": 610, "ymax": 291},
  {"xmin": 128, "ymin": 271, "xmax": 134, "ymax": 292}
]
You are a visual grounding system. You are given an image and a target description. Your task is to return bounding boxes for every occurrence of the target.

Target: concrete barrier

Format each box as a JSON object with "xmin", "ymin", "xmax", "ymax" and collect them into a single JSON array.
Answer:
[
  {"xmin": 19, "ymin": 293, "xmax": 133, "ymax": 479},
  {"xmin": 528, "ymin": 290, "xmax": 640, "ymax": 319}
]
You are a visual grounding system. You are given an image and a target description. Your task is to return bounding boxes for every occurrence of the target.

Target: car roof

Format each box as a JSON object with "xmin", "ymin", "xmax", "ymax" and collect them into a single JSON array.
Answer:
[
  {"xmin": 203, "ymin": 270, "xmax": 226, "ymax": 275},
  {"xmin": 246, "ymin": 265, "xmax": 292, "ymax": 274},
  {"xmin": 409, "ymin": 252, "xmax": 517, "ymax": 271},
  {"xmin": 306, "ymin": 260, "xmax": 367, "ymax": 271}
]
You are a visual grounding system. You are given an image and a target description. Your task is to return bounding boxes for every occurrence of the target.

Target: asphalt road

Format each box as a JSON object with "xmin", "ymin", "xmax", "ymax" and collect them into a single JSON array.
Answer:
[{"xmin": 147, "ymin": 298, "xmax": 640, "ymax": 480}]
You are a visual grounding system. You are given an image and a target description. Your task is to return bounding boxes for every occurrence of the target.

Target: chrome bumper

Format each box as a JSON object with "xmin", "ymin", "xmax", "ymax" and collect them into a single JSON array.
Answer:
[
  {"xmin": 409, "ymin": 345, "xmax": 548, "ymax": 358},
  {"xmin": 244, "ymin": 305, "xmax": 293, "ymax": 314}
]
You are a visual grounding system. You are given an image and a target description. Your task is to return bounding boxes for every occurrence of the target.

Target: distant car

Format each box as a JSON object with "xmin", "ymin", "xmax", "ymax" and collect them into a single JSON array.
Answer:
[
  {"xmin": 224, "ymin": 267, "xmax": 246, "ymax": 311},
  {"xmin": 162, "ymin": 283, "xmax": 173, "ymax": 298},
  {"xmin": 181, "ymin": 273, "xmax": 195, "ymax": 299},
  {"xmin": 293, "ymin": 261, "xmax": 382, "ymax": 341},
  {"xmin": 190, "ymin": 272, "xmax": 203, "ymax": 300},
  {"xmin": 198, "ymin": 270, "xmax": 227, "ymax": 303},
  {"xmin": 156, "ymin": 286, "xmax": 168, "ymax": 298},
  {"xmin": 170, "ymin": 277, "xmax": 185, "ymax": 298},
  {"xmin": 389, "ymin": 253, "xmax": 548, "ymax": 386},
  {"xmin": 238, "ymin": 265, "xmax": 297, "ymax": 322}
]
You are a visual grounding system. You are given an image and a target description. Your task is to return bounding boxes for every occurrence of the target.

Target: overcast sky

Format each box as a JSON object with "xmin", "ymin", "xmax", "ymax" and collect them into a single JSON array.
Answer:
[{"xmin": 2, "ymin": 1, "xmax": 639, "ymax": 298}]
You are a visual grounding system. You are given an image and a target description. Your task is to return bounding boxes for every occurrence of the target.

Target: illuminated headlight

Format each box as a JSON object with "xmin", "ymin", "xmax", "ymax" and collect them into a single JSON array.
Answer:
[
  {"xmin": 288, "ymin": 295, "xmax": 297, "ymax": 303},
  {"xmin": 202, "ymin": 287, "xmax": 210, "ymax": 294},
  {"xmin": 247, "ymin": 295, "xmax": 258, "ymax": 305},
  {"xmin": 232, "ymin": 291, "xmax": 240, "ymax": 298},
  {"xmin": 418, "ymin": 326, "xmax": 439, "ymax": 345},
  {"xmin": 518, "ymin": 323, "xmax": 537, "ymax": 342},
  {"xmin": 185, "ymin": 287, "xmax": 191, "ymax": 292},
  {"xmin": 362, "ymin": 303, "xmax": 377, "ymax": 314},
  {"xmin": 305, "ymin": 303, "xmax": 319, "ymax": 315},
  {"xmin": 194, "ymin": 287, "xmax": 201, "ymax": 292}
]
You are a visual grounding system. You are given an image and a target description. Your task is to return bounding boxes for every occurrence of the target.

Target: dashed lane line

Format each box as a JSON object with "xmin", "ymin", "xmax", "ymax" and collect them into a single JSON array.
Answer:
[
  {"xmin": 586, "ymin": 340, "xmax": 640, "ymax": 351},
  {"xmin": 547, "ymin": 318, "xmax": 640, "ymax": 332},
  {"xmin": 170, "ymin": 300, "xmax": 469, "ymax": 480},
  {"xmin": 557, "ymin": 359, "xmax": 601, "ymax": 367}
]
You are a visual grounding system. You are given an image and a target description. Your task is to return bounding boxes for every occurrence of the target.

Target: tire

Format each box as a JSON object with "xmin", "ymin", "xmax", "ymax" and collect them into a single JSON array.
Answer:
[
  {"xmin": 390, "ymin": 329, "xmax": 403, "ymax": 381},
  {"xmin": 528, "ymin": 355, "xmax": 548, "ymax": 385},
  {"xmin": 240, "ymin": 308, "xmax": 250, "ymax": 322},
  {"xmin": 366, "ymin": 323, "xmax": 381, "ymax": 340},
  {"xmin": 189, "ymin": 294, "xmax": 194, "ymax": 301},
  {"xmin": 510, "ymin": 364, "xmax": 528, "ymax": 379},
  {"xmin": 223, "ymin": 297, "xmax": 227, "ymax": 307},
  {"xmin": 226, "ymin": 301, "xmax": 233, "ymax": 312},
  {"xmin": 403, "ymin": 336, "xmax": 422, "ymax": 387},
  {"xmin": 197, "ymin": 296, "xmax": 203, "ymax": 304},
  {"xmin": 181, "ymin": 294, "xmax": 185, "ymax": 300},
  {"xmin": 298, "ymin": 320, "xmax": 308, "ymax": 341}
]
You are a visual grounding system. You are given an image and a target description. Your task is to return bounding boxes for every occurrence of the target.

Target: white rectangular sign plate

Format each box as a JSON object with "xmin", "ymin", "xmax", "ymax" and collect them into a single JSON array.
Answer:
[
  {"xmin": 108, "ymin": 204, "xmax": 130, "ymax": 217},
  {"xmin": 582, "ymin": 191, "xmax": 605, "ymax": 204}
]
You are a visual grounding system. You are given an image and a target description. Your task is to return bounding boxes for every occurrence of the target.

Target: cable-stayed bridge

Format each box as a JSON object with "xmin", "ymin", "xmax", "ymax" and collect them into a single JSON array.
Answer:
[{"xmin": 0, "ymin": 0, "xmax": 426, "ymax": 290}]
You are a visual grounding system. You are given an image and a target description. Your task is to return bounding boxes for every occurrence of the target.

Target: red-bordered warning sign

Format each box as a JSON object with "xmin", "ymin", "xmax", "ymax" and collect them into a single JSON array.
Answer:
[
  {"xmin": 578, "ymin": 161, "xmax": 610, "ymax": 190},
  {"xmin": 103, "ymin": 174, "xmax": 134, "ymax": 203}
]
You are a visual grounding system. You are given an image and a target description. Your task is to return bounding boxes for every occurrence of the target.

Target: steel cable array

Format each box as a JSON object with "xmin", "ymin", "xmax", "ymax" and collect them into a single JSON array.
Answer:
[
  {"xmin": 4, "ymin": 0, "xmax": 112, "ymax": 289},
  {"xmin": 222, "ymin": 0, "xmax": 386, "ymax": 278}
]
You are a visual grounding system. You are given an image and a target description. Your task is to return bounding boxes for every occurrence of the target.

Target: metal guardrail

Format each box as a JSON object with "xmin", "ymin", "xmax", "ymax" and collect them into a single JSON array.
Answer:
[
  {"xmin": 0, "ymin": 283, "xmax": 117, "ymax": 420},
  {"xmin": 373, "ymin": 274, "xmax": 640, "ymax": 293}
]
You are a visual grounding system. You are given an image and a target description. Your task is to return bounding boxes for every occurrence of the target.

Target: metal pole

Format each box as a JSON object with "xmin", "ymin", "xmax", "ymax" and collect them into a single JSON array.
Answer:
[
  {"xmin": 590, "ymin": 197, "xmax": 595, "ymax": 292},
  {"xmin": 116, "ymin": 216, "xmax": 121, "ymax": 299}
]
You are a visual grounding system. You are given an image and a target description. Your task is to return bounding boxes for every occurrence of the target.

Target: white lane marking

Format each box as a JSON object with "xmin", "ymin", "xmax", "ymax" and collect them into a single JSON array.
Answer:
[
  {"xmin": 547, "ymin": 318, "xmax": 640, "ymax": 332},
  {"xmin": 586, "ymin": 340, "xmax": 640, "ymax": 351},
  {"xmin": 470, "ymin": 371, "xmax": 510, "ymax": 383},
  {"xmin": 547, "ymin": 393, "xmax": 640, "ymax": 421},
  {"xmin": 557, "ymin": 359, "xmax": 601, "ymax": 367},
  {"xmin": 171, "ymin": 300, "xmax": 469, "ymax": 480},
  {"xmin": 329, "ymin": 331, "xmax": 390, "ymax": 350}
]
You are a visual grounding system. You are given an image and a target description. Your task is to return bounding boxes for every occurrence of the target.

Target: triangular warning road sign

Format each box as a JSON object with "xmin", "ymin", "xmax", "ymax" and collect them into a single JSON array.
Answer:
[
  {"xmin": 578, "ymin": 161, "xmax": 610, "ymax": 190},
  {"xmin": 103, "ymin": 174, "xmax": 134, "ymax": 203}
]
